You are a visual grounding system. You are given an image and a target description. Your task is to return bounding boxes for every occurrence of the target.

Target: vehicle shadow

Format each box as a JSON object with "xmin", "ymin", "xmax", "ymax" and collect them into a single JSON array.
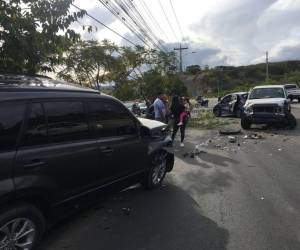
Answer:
[
  {"xmin": 169, "ymin": 168, "xmax": 235, "ymax": 197},
  {"xmin": 40, "ymin": 184, "xmax": 229, "ymax": 250},
  {"xmin": 169, "ymin": 140, "xmax": 239, "ymax": 168}
]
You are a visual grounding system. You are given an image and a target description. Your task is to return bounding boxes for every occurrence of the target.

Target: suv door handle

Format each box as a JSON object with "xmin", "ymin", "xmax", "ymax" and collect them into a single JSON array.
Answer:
[
  {"xmin": 100, "ymin": 146, "xmax": 114, "ymax": 154},
  {"xmin": 24, "ymin": 160, "xmax": 46, "ymax": 169}
]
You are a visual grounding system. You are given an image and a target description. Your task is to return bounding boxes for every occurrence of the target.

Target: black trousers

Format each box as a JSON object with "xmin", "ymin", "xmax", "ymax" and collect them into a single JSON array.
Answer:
[{"xmin": 171, "ymin": 120, "xmax": 186, "ymax": 143}]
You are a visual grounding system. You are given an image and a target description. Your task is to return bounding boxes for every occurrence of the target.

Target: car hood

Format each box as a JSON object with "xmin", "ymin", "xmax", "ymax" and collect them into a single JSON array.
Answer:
[
  {"xmin": 245, "ymin": 98, "xmax": 286, "ymax": 107},
  {"xmin": 138, "ymin": 118, "xmax": 165, "ymax": 130}
]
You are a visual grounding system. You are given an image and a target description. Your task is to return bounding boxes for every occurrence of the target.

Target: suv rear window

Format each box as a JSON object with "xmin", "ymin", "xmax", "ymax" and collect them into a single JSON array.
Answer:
[
  {"xmin": 88, "ymin": 101, "xmax": 137, "ymax": 138},
  {"xmin": 44, "ymin": 101, "xmax": 89, "ymax": 143},
  {"xmin": 0, "ymin": 102, "xmax": 25, "ymax": 152}
]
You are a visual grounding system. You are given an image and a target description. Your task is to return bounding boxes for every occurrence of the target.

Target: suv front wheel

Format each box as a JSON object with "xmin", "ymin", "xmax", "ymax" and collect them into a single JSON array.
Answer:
[
  {"xmin": 241, "ymin": 117, "xmax": 251, "ymax": 129},
  {"xmin": 286, "ymin": 113, "xmax": 297, "ymax": 129},
  {"xmin": 0, "ymin": 204, "xmax": 45, "ymax": 250},
  {"xmin": 144, "ymin": 151, "xmax": 168, "ymax": 189}
]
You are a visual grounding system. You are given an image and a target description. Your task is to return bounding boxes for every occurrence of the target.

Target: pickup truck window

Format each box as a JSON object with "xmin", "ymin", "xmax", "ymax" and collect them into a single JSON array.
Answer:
[
  {"xmin": 249, "ymin": 88, "xmax": 285, "ymax": 99},
  {"xmin": 284, "ymin": 84, "xmax": 297, "ymax": 89}
]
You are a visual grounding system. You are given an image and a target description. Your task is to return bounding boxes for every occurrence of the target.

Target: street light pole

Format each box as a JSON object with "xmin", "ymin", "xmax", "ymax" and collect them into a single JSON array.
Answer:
[{"xmin": 174, "ymin": 43, "xmax": 188, "ymax": 72}]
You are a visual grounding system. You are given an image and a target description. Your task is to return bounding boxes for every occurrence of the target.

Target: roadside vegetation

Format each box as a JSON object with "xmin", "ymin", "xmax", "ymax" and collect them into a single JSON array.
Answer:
[
  {"xmin": 184, "ymin": 61, "xmax": 300, "ymax": 97},
  {"xmin": 189, "ymin": 109, "xmax": 237, "ymax": 130},
  {"xmin": 0, "ymin": 1, "xmax": 187, "ymax": 102}
]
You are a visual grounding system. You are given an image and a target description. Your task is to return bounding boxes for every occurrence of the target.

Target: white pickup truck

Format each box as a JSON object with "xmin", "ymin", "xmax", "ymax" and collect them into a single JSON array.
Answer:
[
  {"xmin": 284, "ymin": 83, "xmax": 300, "ymax": 102},
  {"xmin": 241, "ymin": 85, "xmax": 297, "ymax": 129}
]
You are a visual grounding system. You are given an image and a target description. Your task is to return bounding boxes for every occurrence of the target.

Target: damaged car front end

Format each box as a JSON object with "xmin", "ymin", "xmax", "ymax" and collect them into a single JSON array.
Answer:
[
  {"xmin": 241, "ymin": 85, "xmax": 297, "ymax": 129},
  {"xmin": 138, "ymin": 118, "xmax": 174, "ymax": 187}
]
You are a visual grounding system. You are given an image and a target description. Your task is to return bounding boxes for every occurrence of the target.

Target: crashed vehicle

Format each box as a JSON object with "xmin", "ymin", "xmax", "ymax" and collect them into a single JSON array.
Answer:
[
  {"xmin": 241, "ymin": 85, "xmax": 297, "ymax": 129},
  {"xmin": 0, "ymin": 74, "xmax": 174, "ymax": 250},
  {"xmin": 284, "ymin": 83, "xmax": 300, "ymax": 102},
  {"xmin": 213, "ymin": 92, "xmax": 248, "ymax": 117}
]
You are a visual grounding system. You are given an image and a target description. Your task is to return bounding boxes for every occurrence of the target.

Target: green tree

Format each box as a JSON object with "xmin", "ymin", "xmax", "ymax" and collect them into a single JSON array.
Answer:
[
  {"xmin": 58, "ymin": 40, "xmax": 118, "ymax": 88},
  {"xmin": 0, "ymin": 0, "xmax": 85, "ymax": 74}
]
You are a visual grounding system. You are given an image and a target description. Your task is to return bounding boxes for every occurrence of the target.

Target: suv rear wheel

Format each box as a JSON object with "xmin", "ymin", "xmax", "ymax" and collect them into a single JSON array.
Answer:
[
  {"xmin": 144, "ymin": 151, "xmax": 168, "ymax": 189},
  {"xmin": 0, "ymin": 204, "xmax": 45, "ymax": 250},
  {"xmin": 241, "ymin": 117, "xmax": 251, "ymax": 129}
]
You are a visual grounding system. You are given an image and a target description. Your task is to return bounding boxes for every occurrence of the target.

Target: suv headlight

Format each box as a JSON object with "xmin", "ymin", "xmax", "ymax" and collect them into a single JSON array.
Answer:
[{"xmin": 244, "ymin": 106, "xmax": 253, "ymax": 115}]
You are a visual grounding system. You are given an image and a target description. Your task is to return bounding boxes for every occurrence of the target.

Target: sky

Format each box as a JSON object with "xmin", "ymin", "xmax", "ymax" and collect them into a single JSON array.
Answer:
[{"xmin": 72, "ymin": 0, "xmax": 300, "ymax": 68}]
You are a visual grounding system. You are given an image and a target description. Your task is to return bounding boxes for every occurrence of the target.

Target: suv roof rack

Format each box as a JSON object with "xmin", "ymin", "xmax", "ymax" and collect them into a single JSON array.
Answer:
[{"xmin": 0, "ymin": 74, "xmax": 99, "ymax": 94}]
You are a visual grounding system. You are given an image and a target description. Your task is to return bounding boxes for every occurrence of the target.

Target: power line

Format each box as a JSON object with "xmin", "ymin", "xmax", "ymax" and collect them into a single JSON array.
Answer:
[
  {"xmin": 122, "ymin": 0, "xmax": 168, "ymax": 51},
  {"xmin": 97, "ymin": 0, "xmax": 151, "ymax": 48},
  {"xmin": 97, "ymin": 0, "xmax": 165, "ymax": 51},
  {"xmin": 115, "ymin": 0, "xmax": 166, "ymax": 51},
  {"xmin": 136, "ymin": 0, "xmax": 170, "ymax": 42},
  {"xmin": 71, "ymin": 3, "xmax": 138, "ymax": 47},
  {"xmin": 169, "ymin": 0, "xmax": 185, "ymax": 42},
  {"xmin": 157, "ymin": 0, "xmax": 179, "ymax": 41}
]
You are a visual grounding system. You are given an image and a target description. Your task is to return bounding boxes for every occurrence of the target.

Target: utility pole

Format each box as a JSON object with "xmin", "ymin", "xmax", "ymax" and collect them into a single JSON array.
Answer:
[
  {"xmin": 174, "ymin": 44, "xmax": 188, "ymax": 72},
  {"xmin": 266, "ymin": 51, "xmax": 269, "ymax": 81}
]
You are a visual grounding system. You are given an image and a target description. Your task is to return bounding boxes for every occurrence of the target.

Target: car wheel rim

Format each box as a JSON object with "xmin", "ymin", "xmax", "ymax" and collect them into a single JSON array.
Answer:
[
  {"xmin": 152, "ymin": 160, "xmax": 166, "ymax": 185},
  {"xmin": 0, "ymin": 218, "xmax": 36, "ymax": 250}
]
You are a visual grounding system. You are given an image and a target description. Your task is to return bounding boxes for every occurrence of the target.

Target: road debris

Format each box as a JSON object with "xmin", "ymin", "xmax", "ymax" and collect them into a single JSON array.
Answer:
[
  {"xmin": 219, "ymin": 128, "xmax": 242, "ymax": 135},
  {"xmin": 228, "ymin": 136, "xmax": 237, "ymax": 143},
  {"xmin": 244, "ymin": 133, "xmax": 263, "ymax": 139}
]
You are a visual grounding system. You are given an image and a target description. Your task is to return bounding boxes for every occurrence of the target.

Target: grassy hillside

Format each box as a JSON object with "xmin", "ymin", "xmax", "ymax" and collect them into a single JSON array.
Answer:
[{"xmin": 182, "ymin": 60, "xmax": 300, "ymax": 97}]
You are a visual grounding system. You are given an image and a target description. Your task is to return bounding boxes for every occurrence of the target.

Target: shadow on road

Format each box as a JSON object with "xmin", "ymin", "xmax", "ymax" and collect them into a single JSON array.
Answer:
[
  {"xmin": 40, "ymin": 184, "xmax": 229, "ymax": 250},
  {"xmin": 170, "ymin": 141, "xmax": 239, "ymax": 168}
]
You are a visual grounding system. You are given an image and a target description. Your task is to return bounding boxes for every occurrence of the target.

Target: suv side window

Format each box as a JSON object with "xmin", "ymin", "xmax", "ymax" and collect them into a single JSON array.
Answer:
[
  {"xmin": 0, "ymin": 102, "xmax": 25, "ymax": 152},
  {"xmin": 44, "ymin": 101, "xmax": 89, "ymax": 143},
  {"xmin": 88, "ymin": 100, "xmax": 138, "ymax": 138},
  {"xmin": 23, "ymin": 103, "xmax": 47, "ymax": 146}
]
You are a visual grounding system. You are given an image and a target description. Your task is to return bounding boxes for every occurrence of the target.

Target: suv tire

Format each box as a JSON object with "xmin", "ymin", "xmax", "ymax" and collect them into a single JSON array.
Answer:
[
  {"xmin": 0, "ymin": 204, "xmax": 45, "ymax": 250},
  {"xmin": 298, "ymin": 98, "xmax": 300, "ymax": 103},
  {"xmin": 286, "ymin": 113, "xmax": 297, "ymax": 129},
  {"xmin": 241, "ymin": 117, "xmax": 251, "ymax": 129},
  {"xmin": 144, "ymin": 151, "xmax": 168, "ymax": 189}
]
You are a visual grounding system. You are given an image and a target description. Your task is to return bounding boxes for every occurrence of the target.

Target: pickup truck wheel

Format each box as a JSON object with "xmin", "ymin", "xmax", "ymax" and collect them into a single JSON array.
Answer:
[
  {"xmin": 241, "ymin": 117, "xmax": 251, "ymax": 129},
  {"xmin": 144, "ymin": 152, "xmax": 167, "ymax": 189},
  {"xmin": 0, "ymin": 204, "xmax": 45, "ymax": 250},
  {"xmin": 298, "ymin": 98, "xmax": 300, "ymax": 103},
  {"xmin": 213, "ymin": 108, "xmax": 221, "ymax": 117},
  {"xmin": 286, "ymin": 113, "xmax": 297, "ymax": 129}
]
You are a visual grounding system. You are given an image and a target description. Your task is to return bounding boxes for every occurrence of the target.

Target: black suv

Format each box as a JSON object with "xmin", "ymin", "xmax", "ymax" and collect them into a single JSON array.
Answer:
[{"xmin": 0, "ymin": 74, "xmax": 174, "ymax": 250}]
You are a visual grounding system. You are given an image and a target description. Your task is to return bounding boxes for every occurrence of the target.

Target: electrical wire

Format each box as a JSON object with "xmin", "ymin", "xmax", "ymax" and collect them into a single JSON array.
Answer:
[
  {"xmin": 71, "ymin": 3, "xmax": 138, "ymax": 47},
  {"xmin": 138, "ymin": 0, "xmax": 170, "ymax": 43},
  {"xmin": 109, "ymin": 0, "xmax": 166, "ymax": 51},
  {"xmin": 157, "ymin": 0, "xmax": 179, "ymax": 41},
  {"xmin": 118, "ymin": 0, "xmax": 168, "ymax": 51},
  {"xmin": 169, "ymin": 0, "xmax": 185, "ymax": 43},
  {"xmin": 97, "ymin": 0, "xmax": 151, "ymax": 48}
]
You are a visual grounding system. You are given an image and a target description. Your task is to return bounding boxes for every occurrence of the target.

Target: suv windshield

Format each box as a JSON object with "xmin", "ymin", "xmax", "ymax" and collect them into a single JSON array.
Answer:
[{"xmin": 249, "ymin": 88, "xmax": 285, "ymax": 99}]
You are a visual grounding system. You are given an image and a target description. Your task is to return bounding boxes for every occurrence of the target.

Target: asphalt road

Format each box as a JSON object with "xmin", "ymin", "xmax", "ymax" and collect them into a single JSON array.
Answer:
[{"xmin": 41, "ymin": 103, "xmax": 300, "ymax": 250}]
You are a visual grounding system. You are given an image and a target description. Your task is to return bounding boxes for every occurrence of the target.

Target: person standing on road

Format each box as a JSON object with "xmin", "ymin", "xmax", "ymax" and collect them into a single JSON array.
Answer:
[
  {"xmin": 153, "ymin": 92, "xmax": 166, "ymax": 123},
  {"xmin": 170, "ymin": 95, "xmax": 186, "ymax": 147}
]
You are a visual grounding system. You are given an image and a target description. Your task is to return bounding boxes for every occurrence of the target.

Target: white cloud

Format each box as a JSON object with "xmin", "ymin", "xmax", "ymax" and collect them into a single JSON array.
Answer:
[{"xmin": 73, "ymin": 0, "xmax": 300, "ymax": 67}]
